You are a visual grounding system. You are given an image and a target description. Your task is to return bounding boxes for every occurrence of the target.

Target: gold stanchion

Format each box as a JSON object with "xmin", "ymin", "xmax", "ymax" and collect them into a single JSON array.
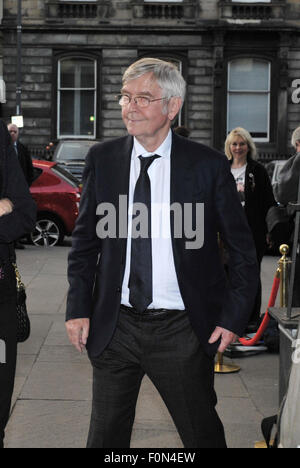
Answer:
[
  {"xmin": 254, "ymin": 245, "xmax": 290, "ymax": 448},
  {"xmin": 214, "ymin": 352, "xmax": 240, "ymax": 374},
  {"xmin": 278, "ymin": 244, "xmax": 291, "ymax": 308}
]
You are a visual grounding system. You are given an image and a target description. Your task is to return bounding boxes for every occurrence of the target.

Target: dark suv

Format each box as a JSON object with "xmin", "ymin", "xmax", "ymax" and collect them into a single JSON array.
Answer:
[{"xmin": 52, "ymin": 140, "xmax": 96, "ymax": 181}]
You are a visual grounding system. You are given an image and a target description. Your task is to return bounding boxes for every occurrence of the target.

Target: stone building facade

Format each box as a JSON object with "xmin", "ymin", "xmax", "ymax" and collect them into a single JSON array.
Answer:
[{"xmin": 0, "ymin": 0, "xmax": 300, "ymax": 159}]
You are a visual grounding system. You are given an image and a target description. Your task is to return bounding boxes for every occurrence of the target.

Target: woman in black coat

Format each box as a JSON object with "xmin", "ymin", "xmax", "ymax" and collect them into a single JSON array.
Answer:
[
  {"xmin": 0, "ymin": 120, "xmax": 36, "ymax": 448},
  {"xmin": 225, "ymin": 127, "xmax": 276, "ymax": 331}
]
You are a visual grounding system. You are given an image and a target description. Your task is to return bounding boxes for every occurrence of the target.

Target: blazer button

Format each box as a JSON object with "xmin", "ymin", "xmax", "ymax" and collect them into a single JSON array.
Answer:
[{"xmin": 116, "ymin": 287, "xmax": 121, "ymax": 293}]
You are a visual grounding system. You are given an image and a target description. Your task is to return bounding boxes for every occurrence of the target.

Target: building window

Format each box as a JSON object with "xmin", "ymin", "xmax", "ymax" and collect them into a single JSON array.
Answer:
[
  {"xmin": 133, "ymin": 0, "xmax": 197, "ymax": 21},
  {"xmin": 155, "ymin": 56, "xmax": 184, "ymax": 126},
  {"xmin": 57, "ymin": 57, "xmax": 97, "ymax": 139},
  {"xmin": 0, "ymin": 0, "xmax": 3, "ymax": 25},
  {"xmin": 227, "ymin": 59, "xmax": 271, "ymax": 142},
  {"xmin": 136, "ymin": 54, "xmax": 185, "ymax": 127},
  {"xmin": 231, "ymin": 0, "xmax": 271, "ymax": 2},
  {"xmin": 232, "ymin": 0, "xmax": 271, "ymax": 3},
  {"xmin": 0, "ymin": 57, "xmax": 5, "ymax": 104},
  {"xmin": 167, "ymin": 58, "xmax": 184, "ymax": 127},
  {"xmin": 142, "ymin": 0, "xmax": 185, "ymax": 19},
  {"xmin": 219, "ymin": 0, "xmax": 284, "ymax": 21}
]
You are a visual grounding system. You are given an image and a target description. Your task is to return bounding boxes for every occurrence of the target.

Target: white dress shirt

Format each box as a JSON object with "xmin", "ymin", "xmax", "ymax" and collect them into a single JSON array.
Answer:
[{"xmin": 121, "ymin": 130, "xmax": 185, "ymax": 310}]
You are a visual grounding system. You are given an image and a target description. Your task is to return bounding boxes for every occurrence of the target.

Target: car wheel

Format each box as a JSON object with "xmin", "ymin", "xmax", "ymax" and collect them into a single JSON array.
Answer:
[{"xmin": 30, "ymin": 216, "xmax": 65, "ymax": 247}]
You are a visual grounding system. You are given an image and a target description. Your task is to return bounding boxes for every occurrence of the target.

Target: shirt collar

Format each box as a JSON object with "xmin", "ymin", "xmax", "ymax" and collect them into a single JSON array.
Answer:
[{"xmin": 133, "ymin": 129, "xmax": 172, "ymax": 160}]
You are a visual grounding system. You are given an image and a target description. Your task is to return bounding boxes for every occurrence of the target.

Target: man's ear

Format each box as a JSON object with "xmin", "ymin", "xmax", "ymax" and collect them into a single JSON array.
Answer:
[{"xmin": 167, "ymin": 97, "xmax": 182, "ymax": 121}]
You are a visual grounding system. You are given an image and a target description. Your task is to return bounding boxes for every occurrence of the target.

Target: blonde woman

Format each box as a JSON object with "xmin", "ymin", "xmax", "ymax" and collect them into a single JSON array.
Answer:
[{"xmin": 225, "ymin": 127, "xmax": 276, "ymax": 331}]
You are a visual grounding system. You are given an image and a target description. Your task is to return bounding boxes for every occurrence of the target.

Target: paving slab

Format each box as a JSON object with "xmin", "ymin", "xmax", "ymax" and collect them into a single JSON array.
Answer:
[
  {"xmin": 131, "ymin": 425, "xmax": 182, "ymax": 449},
  {"xmin": 37, "ymin": 346, "xmax": 90, "ymax": 364},
  {"xmin": 17, "ymin": 315, "xmax": 54, "ymax": 355},
  {"xmin": 25, "ymin": 275, "xmax": 68, "ymax": 315},
  {"xmin": 42, "ymin": 320, "xmax": 72, "ymax": 347},
  {"xmin": 19, "ymin": 361, "xmax": 92, "ymax": 401},
  {"xmin": 5, "ymin": 401, "xmax": 91, "ymax": 449},
  {"xmin": 215, "ymin": 374, "xmax": 249, "ymax": 398}
]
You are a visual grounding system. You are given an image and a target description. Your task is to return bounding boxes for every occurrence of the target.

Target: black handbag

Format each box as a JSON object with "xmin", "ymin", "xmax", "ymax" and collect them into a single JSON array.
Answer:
[{"xmin": 13, "ymin": 262, "xmax": 31, "ymax": 343}]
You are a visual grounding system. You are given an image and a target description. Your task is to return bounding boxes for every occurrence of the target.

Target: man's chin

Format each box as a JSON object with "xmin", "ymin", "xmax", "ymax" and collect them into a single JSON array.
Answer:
[{"xmin": 125, "ymin": 125, "xmax": 142, "ymax": 137}]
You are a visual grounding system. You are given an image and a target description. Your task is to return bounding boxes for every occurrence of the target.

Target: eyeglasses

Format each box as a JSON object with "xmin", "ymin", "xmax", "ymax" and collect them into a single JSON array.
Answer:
[{"xmin": 116, "ymin": 94, "xmax": 168, "ymax": 108}]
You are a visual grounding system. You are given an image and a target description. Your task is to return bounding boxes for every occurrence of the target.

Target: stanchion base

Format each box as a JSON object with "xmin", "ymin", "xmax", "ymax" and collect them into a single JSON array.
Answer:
[
  {"xmin": 214, "ymin": 362, "xmax": 241, "ymax": 374},
  {"xmin": 254, "ymin": 440, "xmax": 274, "ymax": 449},
  {"xmin": 214, "ymin": 352, "xmax": 241, "ymax": 374}
]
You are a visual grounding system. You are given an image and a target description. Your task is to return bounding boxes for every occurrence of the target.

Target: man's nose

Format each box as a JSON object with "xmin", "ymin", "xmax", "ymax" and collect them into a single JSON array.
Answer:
[{"xmin": 127, "ymin": 97, "xmax": 139, "ymax": 111}]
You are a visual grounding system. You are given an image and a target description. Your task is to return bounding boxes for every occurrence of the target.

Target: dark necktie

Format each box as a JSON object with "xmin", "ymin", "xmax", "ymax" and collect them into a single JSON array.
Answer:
[{"xmin": 128, "ymin": 154, "xmax": 160, "ymax": 312}]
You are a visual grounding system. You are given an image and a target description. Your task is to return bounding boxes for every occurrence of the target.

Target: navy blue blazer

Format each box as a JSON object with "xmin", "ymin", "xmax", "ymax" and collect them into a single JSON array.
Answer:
[{"xmin": 66, "ymin": 132, "xmax": 258, "ymax": 357}]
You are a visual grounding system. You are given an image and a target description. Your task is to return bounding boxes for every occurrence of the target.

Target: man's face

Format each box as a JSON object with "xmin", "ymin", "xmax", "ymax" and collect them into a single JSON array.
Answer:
[
  {"xmin": 121, "ymin": 72, "xmax": 180, "ymax": 148},
  {"xmin": 8, "ymin": 125, "xmax": 19, "ymax": 143}
]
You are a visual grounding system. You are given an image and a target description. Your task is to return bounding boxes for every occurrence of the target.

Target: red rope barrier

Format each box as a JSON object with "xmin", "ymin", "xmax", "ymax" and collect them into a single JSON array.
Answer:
[{"xmin": 239, "ymin": 272, "xmax": 281, "ymax": 347}]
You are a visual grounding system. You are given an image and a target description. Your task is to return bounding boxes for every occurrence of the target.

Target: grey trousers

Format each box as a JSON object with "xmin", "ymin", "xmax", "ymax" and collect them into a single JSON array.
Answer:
[{"xmin": 87, "ymin": 307, "xmax": 226, "ymax": 449}]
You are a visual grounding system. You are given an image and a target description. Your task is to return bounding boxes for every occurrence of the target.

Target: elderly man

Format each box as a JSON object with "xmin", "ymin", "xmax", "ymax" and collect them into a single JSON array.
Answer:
[
  {"xmin": 7, "ymin": 124, "xmax": 34, "ymax": 187},
  {"xmin": 274, "ymin": 126, "xmax": 300, "ymax": 206},
  {"xmin": 274, "ymin": 126, "xmax": 300, "ymax": 307},
  {"xmin": 66, "ymin": 58, "xmax": 258, "ymax": 448}
]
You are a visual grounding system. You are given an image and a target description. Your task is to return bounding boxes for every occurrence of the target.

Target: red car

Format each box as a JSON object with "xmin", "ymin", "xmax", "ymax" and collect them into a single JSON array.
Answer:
[{"xmin": 30, "ymin": 160, "xmax": 81, "ymax": 247}]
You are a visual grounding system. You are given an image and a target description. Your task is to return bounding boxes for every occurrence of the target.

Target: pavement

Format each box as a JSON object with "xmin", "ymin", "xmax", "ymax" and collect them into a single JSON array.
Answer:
[{"xmin": 4, "ymin": 242, "xmax": 281, "ymax": 448}]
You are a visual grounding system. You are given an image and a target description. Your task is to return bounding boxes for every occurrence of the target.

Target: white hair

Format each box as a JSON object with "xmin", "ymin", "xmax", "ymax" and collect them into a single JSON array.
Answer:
[
  {"xmin": 291, "ymin": 126, "xmax": 300, "ymax": 149},
  {"xmin": 122, "ymin": 57, "xmax": 186, "ymax": 104}
]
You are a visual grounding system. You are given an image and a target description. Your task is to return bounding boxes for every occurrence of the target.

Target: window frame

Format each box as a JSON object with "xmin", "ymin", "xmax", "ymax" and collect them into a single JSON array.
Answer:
[
  {"xmin": 0, "ymin": 56, "xmax": 5, "ymax": 104},
  {"xmin": 57, "ymin": 55, "xmax": 98, "ymax": 140},
  {"xmin": 227, "ymin": 58, "xmax": 271, "ymax": 143},
  {"xmin": 231, "ymin": 0, "xmax": 271, "ymax": 2},
  {"xmin": 137, "ymin": 51, "xmax": 187, "ymax": 128}
]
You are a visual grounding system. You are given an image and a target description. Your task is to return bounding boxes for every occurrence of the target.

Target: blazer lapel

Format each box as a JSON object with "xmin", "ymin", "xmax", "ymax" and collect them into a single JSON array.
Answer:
[
  {"xmin": 170, "ymin": 133, "xmax": 198, "ymax": 271},
  {"xmin": 116, "ymin": 135, "xmax": 133, "ymax": 199},
  {"xmin": 170, "ymin": 132, "xmax": 195, "ymax": 207},
  {"xmin": 115, "ymin": 135, "xmax": 133, "ymax": 270}
]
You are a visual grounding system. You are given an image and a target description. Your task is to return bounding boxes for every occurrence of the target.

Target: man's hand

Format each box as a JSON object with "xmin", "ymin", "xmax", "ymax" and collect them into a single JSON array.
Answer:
[
  {"xmin": 0, "ymin": 198, "xmax": 13, "ymax": 217},
  {"xmin": 209, "ymin": 326, "xmax": 237, "ymax": 353},
  {"xmin": 66, "ymin": 318, "xmax": 90, "ymax": 353}
]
